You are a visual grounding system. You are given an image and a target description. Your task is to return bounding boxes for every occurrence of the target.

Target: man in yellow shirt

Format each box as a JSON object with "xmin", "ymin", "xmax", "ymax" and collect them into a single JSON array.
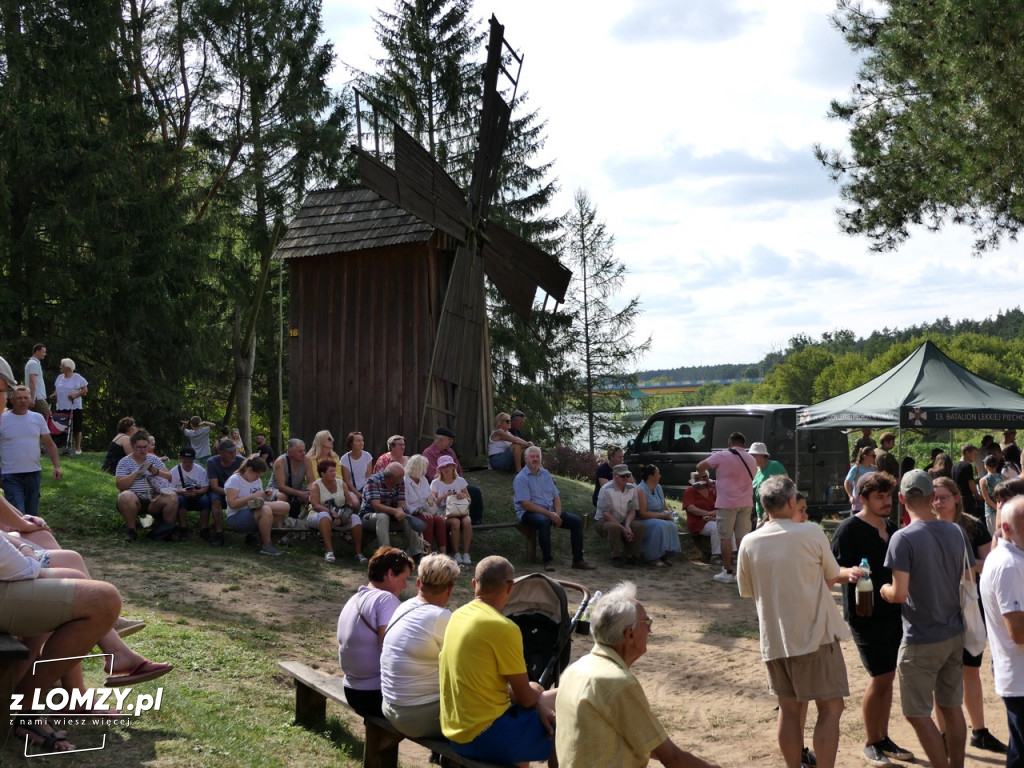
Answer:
[
  {"xmin": 556, "ymin": 582, "xmax": 720, "ymax": 768},
  {"xmin": 439, "ymin": 555, "xmax": 555, "ymax": 765}
]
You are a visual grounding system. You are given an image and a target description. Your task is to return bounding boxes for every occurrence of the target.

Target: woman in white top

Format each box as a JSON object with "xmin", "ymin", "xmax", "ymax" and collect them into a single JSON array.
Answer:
[
  {"xmin": 224, "ymin": 457, "xmax": 289, "ymax": 555},
  {"xmin": 487, "ymin": 412, "xmax": 532, "ymax": 473},
  {"xmin": 380, "ymin": 553, "xmax": 460, "ymax": 738},
  {"xmin": 53, "ymin": 358, "xmax": 88, "ymax": 454},
  {"xmin": 342, "ymin": 431, "xmax": 373, "ymax": 510},
  {"xmin": 429, "ymin": 455, "xmax": 472, "ymax": 565},
  {"xmin": 405, "ymin": 455, "xmax": 446, "ymax": 556},
  {"xmin": 309, "ymin": 458, "xmax": 366, "ymax": 565}
]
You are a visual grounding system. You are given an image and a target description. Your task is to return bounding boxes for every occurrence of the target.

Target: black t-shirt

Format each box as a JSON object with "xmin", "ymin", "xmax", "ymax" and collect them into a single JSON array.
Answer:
[
  {"xmin": 952, "ymin": 460, "xmax": 978, "ymax": 515},
  {"xmin": 256, "ymin": 443, "xmax": 275, "ymax": 464},
  {"xmin": 206, "ymin": 455, "xmax": 244, "ymax": 495},
  {"xmin": 831, "ymin": 514, "xmax": 903, "ymax": 630},
  {"xmin": 592, "ymin": 462, "xmax": 614, "ymax": 506}
]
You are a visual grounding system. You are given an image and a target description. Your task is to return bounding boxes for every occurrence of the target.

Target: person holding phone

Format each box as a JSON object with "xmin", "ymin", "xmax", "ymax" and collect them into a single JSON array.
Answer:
[{"xmin": 115, "ymin": 430, "xmax": 175, "ymax": 541}]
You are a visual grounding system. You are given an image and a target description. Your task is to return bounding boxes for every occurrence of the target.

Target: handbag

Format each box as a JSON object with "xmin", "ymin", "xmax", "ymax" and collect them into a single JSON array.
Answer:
[
  {"xmin": 960, "ymin": 536, "xmax": 987, "ymax": 656},
  {"xmin": 444, "ymin": 495, "xmax": 471, "ymax": 519}
]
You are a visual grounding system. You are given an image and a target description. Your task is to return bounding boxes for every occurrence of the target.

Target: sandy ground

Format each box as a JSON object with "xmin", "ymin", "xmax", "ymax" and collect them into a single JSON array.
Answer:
[{"xmin": 380, "ymin": 553, "xmax": 1008, "ymax": 768}]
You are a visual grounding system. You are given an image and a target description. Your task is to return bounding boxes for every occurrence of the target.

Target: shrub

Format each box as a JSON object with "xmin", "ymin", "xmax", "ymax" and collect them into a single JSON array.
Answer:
[{"xmin": 543, "ymin": 445, "xmax": 598, "ymax": 482}]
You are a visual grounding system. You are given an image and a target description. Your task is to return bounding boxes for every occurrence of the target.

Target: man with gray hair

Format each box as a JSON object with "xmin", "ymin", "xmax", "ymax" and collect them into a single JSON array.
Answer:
[
  {"xmin": 737, "ymin": 475, "xmax": 860, "ymax": 768},
  {"xmin": 360, "ymin": 463, "xmax": 425, "ymax": 560},
  {"xmin": 272, "ymin": 438, "xmax": 314, "ymax": 520},
  {"xmin": 980, "ymin": 495, "xmax": 1024, "ymax": 765},
  {"xmin": 514, "ymin": 445, "xmax": 594, "ymax": 572},
  {"xmin": 556, "ymin": 582, "xmax": 721, "ymax": 768}
]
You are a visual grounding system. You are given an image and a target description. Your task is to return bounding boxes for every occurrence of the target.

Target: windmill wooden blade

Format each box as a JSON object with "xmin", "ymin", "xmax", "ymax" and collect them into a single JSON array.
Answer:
[
  {"xmin": 482, "ymin": 221, "xmax": 573, "ymax": 317},
  {"xmin": 468, "ymin": 17, "xmax": 513, "ymax": 221},
  {"xmin": 352, "ymin": 131, "xmax": 467, "ymax": 243}
]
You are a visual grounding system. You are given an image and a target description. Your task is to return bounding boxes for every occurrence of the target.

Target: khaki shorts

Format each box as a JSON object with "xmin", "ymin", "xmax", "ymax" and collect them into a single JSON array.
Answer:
[
  {"xmin": 897, "ymin": 635, "xmax": 964, "ymax": 717},
  {"xmin": 766, "ymin": 639, "xmax": 850, "ymax": 702},
  {"xmin": 0, "ymin": 577, "xmax": 76, "ymax": 636},
  {"xmin": 715, "ymin": 506, "xmax": 753, "ymax": 543}
]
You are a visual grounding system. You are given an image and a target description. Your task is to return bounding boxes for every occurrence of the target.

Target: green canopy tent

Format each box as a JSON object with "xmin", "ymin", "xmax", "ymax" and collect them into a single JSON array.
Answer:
[{"xmin": 797, "ymin": 340, "xmax": 1024, "ymax": 431}]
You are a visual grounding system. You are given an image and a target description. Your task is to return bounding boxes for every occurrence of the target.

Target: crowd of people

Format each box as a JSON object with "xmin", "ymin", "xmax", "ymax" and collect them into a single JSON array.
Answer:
[{"xmin": 0, "ymin": 356, "xmax": 172, "ymax": 751}]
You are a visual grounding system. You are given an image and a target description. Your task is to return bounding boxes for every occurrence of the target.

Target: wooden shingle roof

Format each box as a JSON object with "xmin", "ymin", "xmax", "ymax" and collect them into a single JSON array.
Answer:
[{"xmin": 274, "ymin": 186, "xmax": 435, "ymax": 260}]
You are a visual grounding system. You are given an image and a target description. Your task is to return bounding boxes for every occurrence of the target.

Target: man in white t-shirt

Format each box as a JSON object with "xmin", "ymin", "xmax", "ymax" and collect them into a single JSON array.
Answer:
[
  {"xmin": 24, "ymin": 343, "xmax": 49, "ymax": 415},
  {"xmin": 0, "ymin": 384, "xmax": 62, "ymax": 517},
  {"xmin": 980, "ymin": 495, "xmax": 1024, "ymax": 764},
  {"xmin": 168, "ymin": 447, "xmax": 210, "ymax": 540}
]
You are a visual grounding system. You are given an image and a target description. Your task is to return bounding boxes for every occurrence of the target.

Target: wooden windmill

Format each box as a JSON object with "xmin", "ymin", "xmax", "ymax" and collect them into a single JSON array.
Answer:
[{"xmin": 351, "ymin": 15, "xmax": 572, "ymax": 464}]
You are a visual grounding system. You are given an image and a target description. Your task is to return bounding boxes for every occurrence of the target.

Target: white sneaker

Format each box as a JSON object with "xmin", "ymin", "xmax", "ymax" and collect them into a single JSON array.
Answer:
[
  {"xmin": 460, "ymin": 553, "xmax": 472, "ymax": 566},
  {"xmin": 324, "ymin": 552, "xmax": 335, "ymax": 563},
  {"xmin": 712, "ymin": 569, "xmax": 736, "ymax": 584}
]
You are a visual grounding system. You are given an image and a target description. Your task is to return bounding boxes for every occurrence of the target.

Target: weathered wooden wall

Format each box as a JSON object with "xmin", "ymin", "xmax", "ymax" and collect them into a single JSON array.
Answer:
[{"xmin": 287, "ymin": 236, "xmax": 453, "ymax": 458}]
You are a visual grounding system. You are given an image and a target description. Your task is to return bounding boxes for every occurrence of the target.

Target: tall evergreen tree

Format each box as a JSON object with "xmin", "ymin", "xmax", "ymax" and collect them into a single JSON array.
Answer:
[
  {"xmin": 563, "ymin": 189, "xmax": 650, "ymax": 455},
  {"xmin": 816, "ymin": 0, "xmax": 1024, "ymax": 253}
]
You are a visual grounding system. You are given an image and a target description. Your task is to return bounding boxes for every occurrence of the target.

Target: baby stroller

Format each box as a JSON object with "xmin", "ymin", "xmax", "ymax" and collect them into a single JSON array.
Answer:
[{"xmin": 502, "ymin": 574, "xmax": 591, "ymax": 688}]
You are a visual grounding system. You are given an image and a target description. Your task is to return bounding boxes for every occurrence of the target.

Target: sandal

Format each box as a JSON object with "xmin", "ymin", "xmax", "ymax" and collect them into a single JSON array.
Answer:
[
  {"xmin": 105, "ymin": 659, "xmax": 174, "ymax": 687},
  {"xmin": 15, "ymin": 722, "xmax": 75, "ymax": 752}
]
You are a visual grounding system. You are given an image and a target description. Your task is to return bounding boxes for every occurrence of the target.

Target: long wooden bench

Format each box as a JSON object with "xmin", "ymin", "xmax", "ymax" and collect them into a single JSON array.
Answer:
[
  {"xmin": 278, "ymin": 660, "xmax": 514, "ymax": 768},
  {"xmin": 0, "ymin": 633, "xmax": 30, "ymax": 736}
]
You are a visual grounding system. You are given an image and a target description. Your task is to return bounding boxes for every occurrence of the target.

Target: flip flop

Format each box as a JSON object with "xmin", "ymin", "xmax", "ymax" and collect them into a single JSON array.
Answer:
[
  {"xmin": 105, "ymin": 659, "xmax": 173, "ymax": 687},
  {"xmin": 15, "ymin": 722, "xmax": 75, "ymax": 752}
]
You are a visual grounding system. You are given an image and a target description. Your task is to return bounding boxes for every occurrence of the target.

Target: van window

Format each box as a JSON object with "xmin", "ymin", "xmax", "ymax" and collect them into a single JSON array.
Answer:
[
  {"xmin": 668, "ymin": 417, "xmax": 711, "ymax": 452},
  {"xmin": 636, "ymin": 418, "xmax": 665, "ymax": 453},
  {"xmin": 711, "ymin": 415, "xmax": 764, "ymax": 449}
]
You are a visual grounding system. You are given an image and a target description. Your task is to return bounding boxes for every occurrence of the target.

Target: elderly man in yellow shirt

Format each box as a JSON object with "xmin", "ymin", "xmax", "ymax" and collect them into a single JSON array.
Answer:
[{"xmin": 555, "ymin": 582, "xmax": 720, "ymax": 768}]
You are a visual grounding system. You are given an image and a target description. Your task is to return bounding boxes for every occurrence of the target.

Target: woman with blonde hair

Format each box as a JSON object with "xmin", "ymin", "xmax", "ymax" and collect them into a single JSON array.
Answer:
[
  {"xmin": 308, "ymin": 430, "xmax": 340, "ymax": 479},
  {"xmin": 405, "ymin": 455, "xmax": 446, "ymax": 556},
  {"xmin": 430, "ymin": 456, "xmax": 472, "ymax": 565},
  {"xmin": 931, "ymin": 476, "xmax": 1004, "ymax": 753},
  {"xmin": 487, "ymin": 412, "xmax": 532, "ymax": 473},
  {"xmin": 374, "ymin": 435, "xmax": 408, "ymax": 473}
]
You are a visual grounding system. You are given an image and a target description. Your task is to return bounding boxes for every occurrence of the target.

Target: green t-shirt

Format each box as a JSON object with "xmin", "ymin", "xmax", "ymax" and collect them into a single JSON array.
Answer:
[{"xmin": 752, "ymin": 460, "xmax": 787, "ymax": 520}]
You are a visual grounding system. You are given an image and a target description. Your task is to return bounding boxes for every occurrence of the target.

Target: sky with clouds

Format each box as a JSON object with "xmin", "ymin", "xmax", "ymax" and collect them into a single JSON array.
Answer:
[{"xmin": 322, "ymin": 0, "xmax": 1024, "ymax": 371}]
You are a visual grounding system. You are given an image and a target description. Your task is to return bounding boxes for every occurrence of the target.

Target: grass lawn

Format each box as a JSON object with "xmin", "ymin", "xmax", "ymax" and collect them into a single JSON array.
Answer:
[{"xmin": 4, "ymin": 454, "xmax": 610, "ymax": 766}]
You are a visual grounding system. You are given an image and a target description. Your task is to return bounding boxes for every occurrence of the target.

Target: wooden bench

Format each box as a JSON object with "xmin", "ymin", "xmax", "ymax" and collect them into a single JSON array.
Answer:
[
  {"xmin": 278, "ymin": 660, "xmax": 514, "ymax": 768},
  {"xmin": 0, "ymin": 633, "xmax": 30, "ymax": 736}
]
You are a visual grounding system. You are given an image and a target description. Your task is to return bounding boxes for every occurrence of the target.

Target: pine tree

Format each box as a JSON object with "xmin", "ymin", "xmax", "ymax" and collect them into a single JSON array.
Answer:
[{"xmin": 564, "ymin": 189, "xmax": 650, "ymax": 455}]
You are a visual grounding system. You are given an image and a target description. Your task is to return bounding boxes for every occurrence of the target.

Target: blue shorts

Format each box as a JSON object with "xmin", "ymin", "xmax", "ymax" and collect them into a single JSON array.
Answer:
[
  {"xmin": 450, "ymin": 705, "xmax": 552, "ymax": 763},
  {"xmin": 225, "ymin": 508, "xmax": 257, "ymax": 532},
  {"xmin": 488, "ymin": 447, "xmax": 515, "ymax": 471}
]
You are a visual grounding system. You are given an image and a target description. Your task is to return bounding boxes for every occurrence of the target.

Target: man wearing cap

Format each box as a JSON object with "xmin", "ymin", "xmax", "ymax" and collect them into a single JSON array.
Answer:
[
  {"xmin": 749, "ymin": 443, "xmax": 786, "ymax": 528},
  {"xmin": 0, "ymin": 379, "xmax": 61, "ymax": 517},
  {"xmin": 514, "ymin": 446, "xmax": 596, "ymax": 572},
  {"xmin": 422, "ymin": 427, "xmax": 484, "ymax": 525},
  {"xmin": 24, "ymin": 343, "xmax": 49, "ymax": 416},
  {"xmin": 881, "ymin": 469, "xmax": 973, "ymax": 768},
  {"xmin": 204, "ymin": 438, "xmax": 242, "ymax": 546},
  {"xmin": 168, "ymin": 446, "xmax": 210, "ymax": 540},
  {"xmin": 594, "ymin": 464, "xmax": 645, "ymax": 567}
]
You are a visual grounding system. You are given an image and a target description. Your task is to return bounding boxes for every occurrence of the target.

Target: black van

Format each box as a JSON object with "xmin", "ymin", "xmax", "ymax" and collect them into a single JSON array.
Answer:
[{"xmin": 623, "ymin": 405, "xmax": 849, "ymax": 516}]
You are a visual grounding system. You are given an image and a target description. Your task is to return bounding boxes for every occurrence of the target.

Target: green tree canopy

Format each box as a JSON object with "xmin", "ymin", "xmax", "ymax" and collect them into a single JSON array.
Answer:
[{"xmin": 816, "ymin": 0, "xmax": 1024, "ymax": 252}]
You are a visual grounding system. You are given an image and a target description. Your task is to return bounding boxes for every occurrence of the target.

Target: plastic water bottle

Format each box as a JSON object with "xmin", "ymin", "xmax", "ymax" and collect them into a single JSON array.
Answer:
[{"xmin": 855, "ymin": 558, "xmax": 873, "ymax": 617}]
